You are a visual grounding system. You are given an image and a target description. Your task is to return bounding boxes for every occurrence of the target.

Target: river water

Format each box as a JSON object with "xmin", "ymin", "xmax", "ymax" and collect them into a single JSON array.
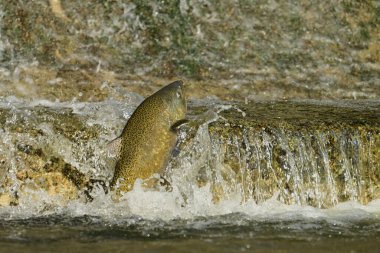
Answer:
[
  {"xmin": 0, "ymin": 97, "xmax": 379, "ymax": 252},
  {"xmin": 0, "ymin": 203, "xmax": 380, "ymax": 253},
  {"xmin": 1, "ymin": 0, "xmax": 380, "ymax": 252}
]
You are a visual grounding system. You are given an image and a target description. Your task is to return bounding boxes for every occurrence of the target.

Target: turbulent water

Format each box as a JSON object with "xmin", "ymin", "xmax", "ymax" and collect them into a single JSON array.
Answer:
[
  {"xmin": 0, "ymin": 96, "xmax": 379, "ymax": 252},
  {"xmin": 1, "ymin": 1, "xmax": 380, "ymax": 251},
  {"xmin": 0, "ymin": 200, "xmax": 380, "ymax": 253}
]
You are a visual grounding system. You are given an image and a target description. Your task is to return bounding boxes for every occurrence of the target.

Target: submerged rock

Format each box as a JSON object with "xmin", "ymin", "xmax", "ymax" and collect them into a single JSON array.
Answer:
[{"xmin": 0, "ymin": 98, "xmax": 379, "ymax": 208}]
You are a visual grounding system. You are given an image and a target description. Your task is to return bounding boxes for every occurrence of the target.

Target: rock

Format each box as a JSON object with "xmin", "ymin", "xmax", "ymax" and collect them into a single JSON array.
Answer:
[{"xmin": 0, "ymin": 99, "xmax": 379, "ymax": 208}]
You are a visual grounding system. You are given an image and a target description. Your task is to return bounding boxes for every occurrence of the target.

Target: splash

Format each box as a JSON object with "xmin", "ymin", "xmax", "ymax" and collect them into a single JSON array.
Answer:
[{"xmin": 0, "ymin": 98, "xmax": 379, "ymax": 222}]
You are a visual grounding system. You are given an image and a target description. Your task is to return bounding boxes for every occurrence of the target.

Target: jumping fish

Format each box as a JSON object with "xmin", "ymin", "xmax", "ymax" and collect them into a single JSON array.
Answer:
[{"xmin": 109, "ymin": 80, "xmax": 187, "ymax": 192}]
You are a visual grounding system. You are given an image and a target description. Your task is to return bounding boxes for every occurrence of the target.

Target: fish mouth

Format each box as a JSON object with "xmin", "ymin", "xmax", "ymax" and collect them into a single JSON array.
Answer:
[
  {"xmin": 168, "ymin": 80, "xmax": 183, "ymax": 89},
  {"xmin": 160, "ymin": 80, "xmax": 184, "ymax": 95},
  {"xmin": 155, "ymin": 80, "xmax": 185, "ymax": 100}
]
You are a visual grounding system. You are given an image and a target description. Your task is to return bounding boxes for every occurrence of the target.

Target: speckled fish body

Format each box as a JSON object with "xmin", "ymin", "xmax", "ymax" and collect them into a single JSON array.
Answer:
[{"xmin": 110, "ymin": 80, "xmax": 187, "ymax": 192}]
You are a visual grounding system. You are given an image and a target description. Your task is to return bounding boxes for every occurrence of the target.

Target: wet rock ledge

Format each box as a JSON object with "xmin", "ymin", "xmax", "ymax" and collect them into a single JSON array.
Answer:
[{"xmin": 0, "ymin": 99, "xmax": 379, "ymax": 208}]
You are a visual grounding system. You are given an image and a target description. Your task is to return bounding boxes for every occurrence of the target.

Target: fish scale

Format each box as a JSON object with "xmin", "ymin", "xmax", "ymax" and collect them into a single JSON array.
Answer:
[{"xmin": 110, "ymin": 80, "xmax": 187, "ymax": 192}]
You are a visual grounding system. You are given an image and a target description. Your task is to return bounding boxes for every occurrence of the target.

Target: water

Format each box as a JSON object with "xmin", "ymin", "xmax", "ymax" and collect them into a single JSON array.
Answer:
[
  {"xmin": 0, "ymin": 201, "xmax": 380, "ymax": 253},
  {"xmin": 0, "ymin": 97, "xmax": 379, "ymax": 252},
  {"xmin": 1, "ymin": 1, "xmax": 380, "ymax": 251},
  {"xmin": 1, "ymin": 1, "xmax": 380, "ymax": 100}
]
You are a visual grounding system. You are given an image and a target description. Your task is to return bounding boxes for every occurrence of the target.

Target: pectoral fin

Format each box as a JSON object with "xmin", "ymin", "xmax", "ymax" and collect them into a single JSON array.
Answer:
[{"xmin": 170, "ymin": 119, "xmax": 189, "ymax": 132}]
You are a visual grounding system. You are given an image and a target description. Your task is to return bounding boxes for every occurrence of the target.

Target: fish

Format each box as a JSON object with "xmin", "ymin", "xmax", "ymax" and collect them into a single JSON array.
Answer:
[{"xmin": 109, "ymin": 80, "xmax": 187, "ymax": 192}]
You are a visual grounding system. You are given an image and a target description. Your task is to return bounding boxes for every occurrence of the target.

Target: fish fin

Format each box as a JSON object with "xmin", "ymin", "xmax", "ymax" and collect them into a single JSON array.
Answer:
[
  {"xmin": 106, "ymin": 137, "xmax": 122, "ymax": 159},
  {"xmin": 159, "ymin": 176, "xmax": 173, "ymax": 192},
  {"xmin": 110, "ymin": 160, "xmax": 120, "ymax": 191},
  {"xmin": 170, "ymin": 119, "xmax": 189, "ymax": 132}
]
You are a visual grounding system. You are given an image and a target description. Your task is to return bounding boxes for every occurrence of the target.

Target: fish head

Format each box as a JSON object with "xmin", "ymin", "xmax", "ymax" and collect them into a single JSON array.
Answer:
[{"xmin": 156, "ymin": 80, "xmax": 187, "ymax": 124}]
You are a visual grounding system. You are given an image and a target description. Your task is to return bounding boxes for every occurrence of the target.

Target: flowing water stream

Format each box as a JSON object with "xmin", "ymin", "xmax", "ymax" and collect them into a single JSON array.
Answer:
[
  {"xmin": 0, "ymin": 96, "xmax": 379, "ymax": 252},
  {"xmin": 1, "ymin": 0, "xmax": 380, "ymax": 252}
]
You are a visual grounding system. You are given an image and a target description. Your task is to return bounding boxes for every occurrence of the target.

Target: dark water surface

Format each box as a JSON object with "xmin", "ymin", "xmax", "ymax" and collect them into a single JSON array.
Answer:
[{"xmin": 1, "ymin": 212, "xmax": 379, "ymax": 253}]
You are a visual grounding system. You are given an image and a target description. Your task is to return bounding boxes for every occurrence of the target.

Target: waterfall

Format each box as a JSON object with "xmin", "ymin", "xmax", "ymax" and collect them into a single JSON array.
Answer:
[
  {"xmin": 169, "ymin": 101, "xmax": 380, "ymax": 208},
  {"xmin": 0, "ymin": 98, "xmax": 379, "ymax": 209}
]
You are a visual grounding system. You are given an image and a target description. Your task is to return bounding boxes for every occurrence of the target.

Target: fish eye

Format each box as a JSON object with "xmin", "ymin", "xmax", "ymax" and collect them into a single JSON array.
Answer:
[{"xmin": 176, "ymin": 91, "xmax": 182, "ymax": 98}]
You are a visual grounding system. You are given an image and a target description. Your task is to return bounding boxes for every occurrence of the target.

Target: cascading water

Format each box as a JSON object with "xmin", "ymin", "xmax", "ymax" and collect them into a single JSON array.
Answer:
[
  {"xmin": 0, "ymin": 97, "xmax": 379, "ymax": 253},
  {"xmin": 0, "ymin": 97, "xmax": 379, "ymax": 214},
  {"xmin": 1, "ymin": 1, "xmax": 380, "ymax": 252},
  {"xmin": 166, "ymin": 100, "xmax": 380, "ymax": 210}
]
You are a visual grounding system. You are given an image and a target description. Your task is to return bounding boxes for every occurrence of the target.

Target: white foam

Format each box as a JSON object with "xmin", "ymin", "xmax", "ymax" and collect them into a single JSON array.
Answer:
[
  {"xmin": 1, "ymin": 181, "xmax": 379, "ymax": 224},
  {"xmin": 0, "ymin": 97, "xmax": 379, "ymax": 224}
]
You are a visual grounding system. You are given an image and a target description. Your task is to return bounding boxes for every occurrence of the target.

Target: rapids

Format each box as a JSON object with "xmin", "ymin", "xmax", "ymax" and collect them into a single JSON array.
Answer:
[{"xmin": 1, "ymin": 1, "xmax": 380, "ymax": 252}]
